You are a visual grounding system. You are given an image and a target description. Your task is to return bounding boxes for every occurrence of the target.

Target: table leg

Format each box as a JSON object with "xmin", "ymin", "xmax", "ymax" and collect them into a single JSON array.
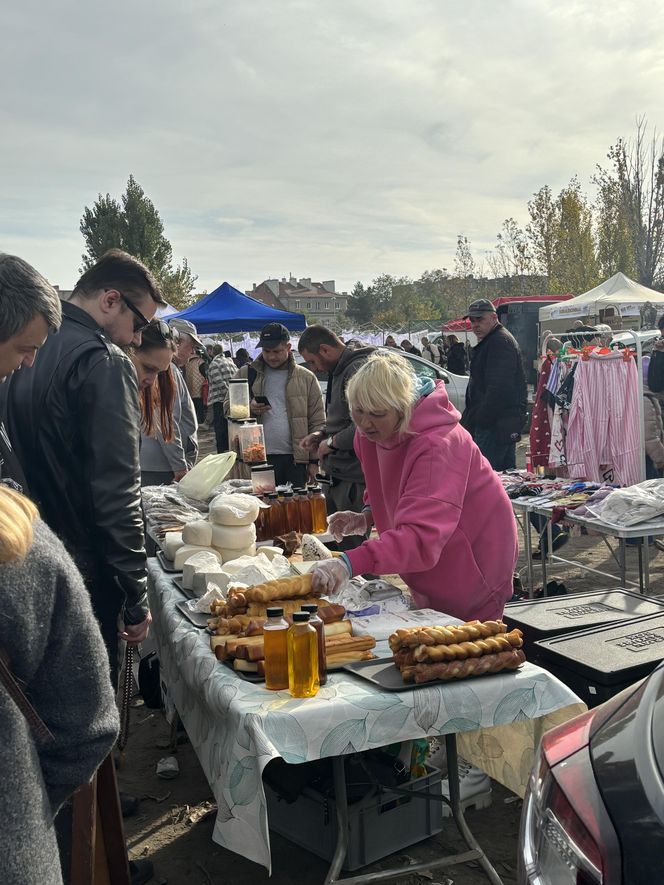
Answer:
[
  {"xmin": 619, "ymin": 539, "xmax": 627, "ymax": 589},
  {"xmin": 323, "ymin": 742, "xmax": 505, "ymax": 885},
  {"xmin": 540, "ymin": 519, "xmax": 550, "ymax": 595},
  {"xmin": 522, "ymin": 512, "xmax": 534, "ymax": 598}
]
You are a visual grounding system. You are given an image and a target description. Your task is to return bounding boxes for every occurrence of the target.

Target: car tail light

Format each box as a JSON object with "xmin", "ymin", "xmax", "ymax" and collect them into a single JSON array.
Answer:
[{"xmin": 518, "ymin": 708, "xmax": 621, "ymax": 884}]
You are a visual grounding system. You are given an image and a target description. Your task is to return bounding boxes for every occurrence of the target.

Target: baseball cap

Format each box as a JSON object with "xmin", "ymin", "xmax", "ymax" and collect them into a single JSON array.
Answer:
[
  {"xmin": 169, "ymin": 318, "xmax": 203, "ymax": 347},
  {"xmin": 464, "ymin": 299, "xmax": 496, "ymax": 319},
  {"xmin": 258, "ymin": 322, "xmax": 290, "ymax": 346}
]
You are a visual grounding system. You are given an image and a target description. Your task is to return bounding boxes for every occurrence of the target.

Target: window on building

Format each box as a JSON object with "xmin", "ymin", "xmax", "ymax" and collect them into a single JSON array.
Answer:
[
  {"xmin": 335, "ymin": 301, "xmax": 340, "ymax": 310},
  {"xmin": 295, "ymin": 300, "xmax": 300, "ymax": 309},
  {"xmin": 316, "ymin": 301, "xmax": 321, "ymax": 310}
]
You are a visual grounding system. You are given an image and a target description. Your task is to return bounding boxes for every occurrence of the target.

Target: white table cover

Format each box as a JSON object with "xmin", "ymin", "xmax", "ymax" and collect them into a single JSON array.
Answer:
[{"xmin": 148, "ymin": 559, "xmax": 584, "ymax": 872}]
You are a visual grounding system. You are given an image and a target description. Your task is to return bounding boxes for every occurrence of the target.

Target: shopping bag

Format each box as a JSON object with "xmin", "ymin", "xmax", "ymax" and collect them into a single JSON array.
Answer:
[{"xmin": 177, "ymin": 452, "xmax": 236, "ymax": 502}]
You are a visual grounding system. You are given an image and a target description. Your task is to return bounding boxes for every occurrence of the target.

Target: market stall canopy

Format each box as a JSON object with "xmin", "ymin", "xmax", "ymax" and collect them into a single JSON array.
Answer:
[
  {"xmin": 442, "ymin": 295, "xmax": 572, "ymax": 332},
  {"xmin": 156, "ymin": 301, "xmax": 178, "ymax": 319},
  {"xmin": 167, "ymin": 282, "xmax": 306, "ymax": 333},
  {"xmin": 538, "ymin": 273, "xmax": 664, "ymax": 323}
]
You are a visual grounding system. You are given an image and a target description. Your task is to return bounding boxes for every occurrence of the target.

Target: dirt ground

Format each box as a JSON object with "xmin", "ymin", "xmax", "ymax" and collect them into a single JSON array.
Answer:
[{"xmin": 120, "ymin": 434, "xmax": 664, "ymax": 884}]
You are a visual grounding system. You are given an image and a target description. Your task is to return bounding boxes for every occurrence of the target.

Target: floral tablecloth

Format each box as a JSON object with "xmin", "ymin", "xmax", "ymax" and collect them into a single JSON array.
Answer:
[{"xmin": 148, "ymin": 559, "xmax": 585, "ymax": 873}]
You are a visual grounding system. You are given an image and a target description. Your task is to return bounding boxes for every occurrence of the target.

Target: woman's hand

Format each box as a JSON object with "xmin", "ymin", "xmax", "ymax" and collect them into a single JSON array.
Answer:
[
  {"xmin": 311, "ymin": 558, "xmax": 351, "ymax": 596},
  {"xmin": 327, "ymin": 510, "xmax": 370, "ymax": 542}
]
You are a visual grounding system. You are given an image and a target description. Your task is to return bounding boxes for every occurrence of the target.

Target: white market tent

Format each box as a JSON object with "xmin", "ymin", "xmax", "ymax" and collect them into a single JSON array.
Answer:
[{"xmin": 538, "ymin": 272, "xmax": 664, "ymax": 323}]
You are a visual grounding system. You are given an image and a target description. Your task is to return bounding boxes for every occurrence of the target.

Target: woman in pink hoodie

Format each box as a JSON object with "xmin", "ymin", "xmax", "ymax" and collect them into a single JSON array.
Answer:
[{"xmin": 311, "ymin": 352, "xmax": 518, "ymax": 621}]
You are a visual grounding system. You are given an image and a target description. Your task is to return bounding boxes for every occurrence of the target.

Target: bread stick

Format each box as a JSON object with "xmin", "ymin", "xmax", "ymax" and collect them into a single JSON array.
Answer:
[
  {"xmin": 412, "ymin": 629, "xmax": 523, "ymax": 663},
  {"xmin": 402, "ymin": 649, "xmax": 526, "ymax": 684}
]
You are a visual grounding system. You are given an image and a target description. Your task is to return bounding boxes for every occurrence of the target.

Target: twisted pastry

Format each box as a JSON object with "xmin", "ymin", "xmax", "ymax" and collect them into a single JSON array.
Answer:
[
  {"xmin": 389, "ymin": 620, "xmax": 506, "ymax": 651},
  {"xmin": 402, "ymin": 649, "xmax": 525, "ymax": 684},
  {"xmin": 242, "ymin": 574, "xmax": 315, "ymax": 603},
  {"xmin": 412, "ymin": 629, "xmax": 523, "ymax": 663}
]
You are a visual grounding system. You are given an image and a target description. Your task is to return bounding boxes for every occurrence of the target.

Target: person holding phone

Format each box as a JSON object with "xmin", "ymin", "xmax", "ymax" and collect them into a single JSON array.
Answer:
[{"xmin": 224, "ymin": 323, "xmax": 325, "ymax": 485}]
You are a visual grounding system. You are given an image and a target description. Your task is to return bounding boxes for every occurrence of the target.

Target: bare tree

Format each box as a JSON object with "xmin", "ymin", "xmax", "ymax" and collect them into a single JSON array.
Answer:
[{"xmin": 605, "ymin": 118, "xmax": 664, "ymax": 287}]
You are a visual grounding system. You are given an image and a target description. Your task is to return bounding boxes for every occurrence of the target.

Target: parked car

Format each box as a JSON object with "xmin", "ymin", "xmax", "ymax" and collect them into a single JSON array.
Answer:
[
  {"xmin": 518, "ymin": 662, "xmax": 664, "ymax": 884},
  {"xmin": 295, "ymin": 347, "xmax": 468, "ymax": 413}
]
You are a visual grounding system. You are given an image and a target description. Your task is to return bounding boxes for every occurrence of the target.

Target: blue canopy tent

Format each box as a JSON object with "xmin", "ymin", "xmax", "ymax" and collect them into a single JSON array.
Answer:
[{"xmin": 168, "ymin": 281, "xmax": 306, "ymax": 333}]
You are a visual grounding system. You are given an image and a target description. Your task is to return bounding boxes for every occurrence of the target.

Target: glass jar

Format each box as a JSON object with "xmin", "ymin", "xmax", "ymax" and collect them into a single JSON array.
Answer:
[
  {"xmin": 294, "ymin": 487, "xmax": 313, "ymax": 534},
  {"xmin": 309, "ymin": 485, "xmax": 328, "ymax": 534},
  {"xmin": 228, "ymin": 378, "xmax": 251, "ymax": 419},
  {"xmin": 264, "ymin": 607, "xmax": 289, "ymax": 690},
  {"xmin": 301, "ymin": 604, "xmax": 327, "ymax": 686},
  {"xmin": 239, "ymin": 422, "xmax": 267, "ymax": 464},
  {"xmin": 266, "ymin": 492, "xmax": 286, "ymax": 538},
  {"xmin": 251, "ymin": 463, "xmax": 276, "ymax": 495},
  {"xmin": 228, "ymin": 418, "xmax": 256, "ymax": 458},
  {"xmin": 282, "ymin": 491, "xmax": 300, "ymax": 533}
]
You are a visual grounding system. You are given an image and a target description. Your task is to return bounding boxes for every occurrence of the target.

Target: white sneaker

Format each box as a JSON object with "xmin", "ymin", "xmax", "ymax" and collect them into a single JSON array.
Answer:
[{"xmin": 440, "ymin": 759, "xmax": 492, "ymax": 817}]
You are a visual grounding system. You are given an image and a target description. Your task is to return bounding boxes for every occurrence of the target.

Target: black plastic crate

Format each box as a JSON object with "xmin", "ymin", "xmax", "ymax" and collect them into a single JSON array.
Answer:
[
  {"xmin": 534, "ymin": 612, "xmax": 664, "ymax": 707},
  {"xmin": 505, "ymin": 589, "xmax": 664, "ymax": 664}
]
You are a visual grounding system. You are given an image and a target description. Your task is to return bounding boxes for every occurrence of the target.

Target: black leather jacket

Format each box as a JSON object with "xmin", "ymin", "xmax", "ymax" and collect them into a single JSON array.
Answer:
[{"xmin": 4, "ymin": 302, "xmax": 148, "ymax": 623}]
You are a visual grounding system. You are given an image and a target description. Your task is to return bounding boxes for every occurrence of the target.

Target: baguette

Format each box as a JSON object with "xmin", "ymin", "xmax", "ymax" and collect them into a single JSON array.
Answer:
[
  {"xmin": 327, "ymin": 650, "xmax": 375, "ymax": 666},
  {"xmin": 323, "ymin": 620, "xmax": 352, "ymax": 639},
  {"xmin": 242, "ymin": 574, "xmax": 316, "ymax": 603},
  {"xmin": 233, "ymin": 659, "xmax": 258, "ymax": 673},
  {"xmin": 402, "ymin": 649, "xmax": 526, "ymax": 684},
  {"xmin": 412, "ymin": 629, "xmax": 523, "ymax": 663},
  {"xmin": 246, "ymin": 597, "xmax": 321, "ymax": 617},
  {"xmin": 325, "ymin": 635, "xmax": 376, "ymax": 652},
  {"xmin": 389, "ymin": 620, "xmax": 506, "ymax": 651}
]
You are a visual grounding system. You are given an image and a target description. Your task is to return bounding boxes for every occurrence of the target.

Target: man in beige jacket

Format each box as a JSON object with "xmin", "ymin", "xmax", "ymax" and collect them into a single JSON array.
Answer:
[{"xmin": 225, "ymin": 322, "xmax": 325, "ymax": 486}]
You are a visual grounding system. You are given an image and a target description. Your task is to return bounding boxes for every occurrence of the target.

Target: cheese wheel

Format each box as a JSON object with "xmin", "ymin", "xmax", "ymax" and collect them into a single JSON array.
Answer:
[
  {"xmin": 211, "ymin": 522, "xmax": 257, "ymax": 551},
  {"xmin": 162, "ymin": 532, "xmax": 183, "ymax": 561},
  {"xmin": 209, "ymin": 493, "xmax": 260, "ymax": 526},
  {"xmin": 174, "ymin": 544, "xmax": 223, "ymax": 571},
  {"xmin": 182, "ymin": 519, "xmax": 213, "ymax": 547},
  {"xmin": 219, "ymin": 543, "xmax": 256, "ymax": 564},
  {"xmin": 183, "ymin": 551, "xmax": 223, "ymax": 590},
  {"xmin": 192, "ymin": 568, "xmax": 231, "ymax": 597}
]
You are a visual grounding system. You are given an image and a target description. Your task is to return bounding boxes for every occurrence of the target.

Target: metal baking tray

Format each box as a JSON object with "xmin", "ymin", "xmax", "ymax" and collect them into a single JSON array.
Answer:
[
  {"xmin": 156, "ymin": 549, "xmax": 180, "ymax": 573},
  {"xmin": 175, "ymin": 601, "xmax": 211, "ymax": 628},
  {"xmin": 343, "ymin": 656, "xmax": 524, "ymax": 691}
]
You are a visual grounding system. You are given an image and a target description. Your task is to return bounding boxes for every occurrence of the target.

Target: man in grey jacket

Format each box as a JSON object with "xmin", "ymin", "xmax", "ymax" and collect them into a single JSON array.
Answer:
[{"xmin": 299, "ymin": 326, "xmax": 374, "ymax": 549}]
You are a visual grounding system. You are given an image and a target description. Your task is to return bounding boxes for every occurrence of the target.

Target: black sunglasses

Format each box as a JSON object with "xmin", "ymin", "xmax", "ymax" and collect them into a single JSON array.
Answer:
[
  {"xmin": 118, "ymin": 292, "xmax": 151, "ymax": 332},
  {"xmin": 151, "ymin": 319, "xmax": 180, "ymax": 342}
]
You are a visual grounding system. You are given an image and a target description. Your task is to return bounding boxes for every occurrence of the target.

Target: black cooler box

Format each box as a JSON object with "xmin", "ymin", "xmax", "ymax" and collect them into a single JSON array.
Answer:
[
  {"xmin": 504, "ymin": 589, "xmax": 664, "ymax": 664},
  {"xmin": 534, "ymin": 612, "xmax": 664, "ymax": 707}
]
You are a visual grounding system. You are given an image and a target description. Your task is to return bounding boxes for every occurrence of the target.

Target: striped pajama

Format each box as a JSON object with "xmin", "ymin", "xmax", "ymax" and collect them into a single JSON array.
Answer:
[{"xmin": 565, "ymin": 352, "xmax": 641, "ymax": 486}]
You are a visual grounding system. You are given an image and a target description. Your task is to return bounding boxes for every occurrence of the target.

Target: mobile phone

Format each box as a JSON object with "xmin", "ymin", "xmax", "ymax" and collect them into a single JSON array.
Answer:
[{"xmin": 254, "ymin": 395, "xmax": 271, "ymax": 406}]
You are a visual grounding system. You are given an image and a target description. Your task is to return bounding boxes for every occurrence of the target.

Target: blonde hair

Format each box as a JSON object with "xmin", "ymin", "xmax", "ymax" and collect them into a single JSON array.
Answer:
[
  {"xmin": 0, "ymin": 486, "xmax": 38, "ymax": 564},
  {"xmin": 346, "ymin": 351, "xmax": 418, "ymax": 436}
]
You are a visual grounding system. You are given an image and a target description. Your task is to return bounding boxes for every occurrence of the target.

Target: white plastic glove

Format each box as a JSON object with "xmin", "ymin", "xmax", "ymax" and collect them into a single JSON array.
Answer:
[
  {"xmin": 326, "ymin": 510, "xmax": 370, "ymax": 542},
  {"xmin": 311, "ymin": 558, "xmax": 351, "ymax": 597}
]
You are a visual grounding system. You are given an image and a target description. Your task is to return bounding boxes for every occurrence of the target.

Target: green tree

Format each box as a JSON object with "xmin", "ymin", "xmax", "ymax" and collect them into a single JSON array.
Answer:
[
  {"xmin": 526, "ymin": 185, "xmax": 558, "ymax": 289},
  {"xmin": 593, "ymin": 168, "xmax": 638, "ymax": 279},
  {"xmin": 551, "ymin": 177, "xmax": 599, "ymax": 294},
  {"xmin": 79, "ymin": 175, "xmax": 198, "ymax": 309},
  {"xmin": 486, "ymin": 218, "xmax": 538, "ymax": 294},
  {"xmin": 346, "ymin": 281, "xmax": 379, "ymax": 325}
]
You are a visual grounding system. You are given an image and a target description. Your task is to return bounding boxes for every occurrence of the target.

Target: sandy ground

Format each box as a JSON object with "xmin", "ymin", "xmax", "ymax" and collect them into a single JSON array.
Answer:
[{"xmin": 120, "ymin": 433, "xmax": 664, "ymax": 884}]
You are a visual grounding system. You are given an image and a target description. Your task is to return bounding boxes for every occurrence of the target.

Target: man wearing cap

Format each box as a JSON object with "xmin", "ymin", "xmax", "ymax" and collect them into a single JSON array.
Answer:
[
  {"xmin": 225, "ymin": 322, "xmax": 325, "ymax": 486},
  {"xmin": 461, "ymin": 299, "xmax": 527, "ymax": 471},
  {"xmin": 171, "ymin": 318, "xmax": 207, "ymax": 423}
]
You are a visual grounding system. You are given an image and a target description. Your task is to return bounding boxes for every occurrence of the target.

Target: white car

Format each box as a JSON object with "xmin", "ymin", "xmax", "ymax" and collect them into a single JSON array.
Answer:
[{"xmin": 295, "ymin": 348, "xmax": 469, "ymax": 413}]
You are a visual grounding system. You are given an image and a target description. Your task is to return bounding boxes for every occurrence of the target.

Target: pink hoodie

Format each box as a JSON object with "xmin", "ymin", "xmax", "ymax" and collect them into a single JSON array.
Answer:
[{"xmin": 346, "ymin": 382, "xmax": 518, "ymax": 622}]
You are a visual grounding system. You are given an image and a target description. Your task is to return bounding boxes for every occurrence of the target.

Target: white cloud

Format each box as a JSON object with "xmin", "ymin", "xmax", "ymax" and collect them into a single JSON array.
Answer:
[{"xmin": 2, "ymin": 0, "xmax": 664, "ymax": 294}]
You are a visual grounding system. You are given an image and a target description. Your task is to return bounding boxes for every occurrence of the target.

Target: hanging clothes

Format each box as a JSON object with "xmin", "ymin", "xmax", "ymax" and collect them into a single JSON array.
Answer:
[
  {"xmin": 565, "ymin": 352, "xmax": 641, "ymax": 486},
  {"xmin": 530, "ymin": 356, "xmax": 554, "ymax": 468}
]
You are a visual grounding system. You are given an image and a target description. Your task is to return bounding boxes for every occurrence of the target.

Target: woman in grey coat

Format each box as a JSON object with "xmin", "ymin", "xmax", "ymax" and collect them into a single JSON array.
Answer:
[{"xmin": 0, "ymin": 486, "xmax": 119, "ymax": 885}]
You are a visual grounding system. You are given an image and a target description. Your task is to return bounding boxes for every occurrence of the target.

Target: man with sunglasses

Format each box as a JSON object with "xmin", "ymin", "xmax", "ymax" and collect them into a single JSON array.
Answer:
[{"xmin": 4, "ymin": 249, "xmax": 164, "ymax": 689}]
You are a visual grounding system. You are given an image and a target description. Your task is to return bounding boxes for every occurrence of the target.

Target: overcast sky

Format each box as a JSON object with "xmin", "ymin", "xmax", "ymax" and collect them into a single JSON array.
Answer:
[{"xmin": 2, "ymin": 0, "xmax": 664, "ymax": 296}]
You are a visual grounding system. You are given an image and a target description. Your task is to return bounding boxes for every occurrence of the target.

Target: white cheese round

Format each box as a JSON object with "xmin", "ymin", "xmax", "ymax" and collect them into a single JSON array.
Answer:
[
  {"xmin": 211, "ymin": 522, "xmax": 257, "ymax": 550},
  {"xmin": 182, "ymin": 550, "xmax": 223, "ymax": 590},
  {"xmin": 218, "ymin": 543, "xmax": 256, "ymax": 564},
  {"xmin": 174, "ymin": 544, "xmax": 223, "ymax": 571},
  {"xmin": 209, "ymin": 493, "xmax": 260, "ymax": 526},
  {"xmin": 182, "ymin": 520, "xmax": 213, "ymax": 547},
  {"xmin": 162, "ymin": 532, "xmax": 183, "ymax": 561}
]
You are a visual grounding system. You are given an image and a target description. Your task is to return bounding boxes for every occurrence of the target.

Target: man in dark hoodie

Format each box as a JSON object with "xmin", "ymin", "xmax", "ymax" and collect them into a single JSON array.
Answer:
[{"xmin": 298, "ymin": 326, "xmax": 374, "ymax": 550}]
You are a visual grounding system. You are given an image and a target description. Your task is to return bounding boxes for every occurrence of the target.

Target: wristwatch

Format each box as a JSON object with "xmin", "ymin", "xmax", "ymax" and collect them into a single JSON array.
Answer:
[{"xmin": 326, "ymin": 435, "xmax": 337, "ymax": 451}]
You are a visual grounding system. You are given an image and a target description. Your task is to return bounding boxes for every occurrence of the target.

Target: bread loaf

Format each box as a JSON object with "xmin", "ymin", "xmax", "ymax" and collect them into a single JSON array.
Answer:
[
  {"xmin": 402, "ymin": 649, "xmax": 526, "ymax": 684},
  {"xmin": 242, "ymin": 573, "xmax": 315, "ymax": 603}
]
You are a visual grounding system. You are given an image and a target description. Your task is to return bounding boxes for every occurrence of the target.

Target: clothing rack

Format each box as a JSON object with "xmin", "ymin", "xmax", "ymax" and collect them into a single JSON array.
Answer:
[{"xmin": 541, "ymin": 330, "xmax": 646, "ymax": 483}]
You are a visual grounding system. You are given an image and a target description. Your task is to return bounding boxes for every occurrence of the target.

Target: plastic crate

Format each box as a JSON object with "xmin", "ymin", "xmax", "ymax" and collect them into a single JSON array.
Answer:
[{"xmin": 265, "ymin": 763, "xmax": 443, "ymax": 871}]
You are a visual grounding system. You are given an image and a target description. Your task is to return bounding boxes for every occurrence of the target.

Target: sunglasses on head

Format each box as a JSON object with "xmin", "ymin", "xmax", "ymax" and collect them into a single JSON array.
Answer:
[{"xmin": 143, "ymin": 319, "xmax": 180, "ymax": 344}]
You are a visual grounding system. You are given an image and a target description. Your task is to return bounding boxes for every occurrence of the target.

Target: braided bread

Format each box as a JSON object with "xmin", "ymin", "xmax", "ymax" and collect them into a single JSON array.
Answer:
[
  {"xmin": 389, "ymin": 620, "xmax": 506, "ymax": 651},
  {"xmin": 412, "ymin": 629, "xmax": 523, "ymax": 663},
  {"xmin": 241, "ymin": 574, "xmax": 316, "ymax": 603},
  {"xmin": 402, "ymin": 649, "xmax": 526, "ymax": 684}
]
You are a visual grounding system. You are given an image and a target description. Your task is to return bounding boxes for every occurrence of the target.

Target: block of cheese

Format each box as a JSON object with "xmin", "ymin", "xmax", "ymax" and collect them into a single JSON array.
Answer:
[
  {"xmin": 182, "ymin": 519, "xmax": 213, "ymax": 547},
  {"xmin": 219, "ymin": 543, "xmax": 256, "ymax": 564},
  {"xmin": 183, "ymin": 551, "xmax": 223, "ymax": 591},
  {"xmin": 191, "ymin": 567, "xmax": 232, "ymax": 597},
  {"xmin": 209, "ymin": 493, "xmax": 260, "ymax": 526},
  {"xmin": 174, "ymin": 544, "xmax": 223, "ymax": 571},
  {"xmin": 256, "ymin": 546, "xmax": 282, "ymax": 561},
  {"xmin": 301, "ymin": 534, "xmax": 333, "ymax": 561},
  {"xmin": 211, "ymin": 522, "xmax": 257, "ymax": 551},
  {"xmin": 162, "ymin": 532, "xmax": 183, "ymax": 561}
]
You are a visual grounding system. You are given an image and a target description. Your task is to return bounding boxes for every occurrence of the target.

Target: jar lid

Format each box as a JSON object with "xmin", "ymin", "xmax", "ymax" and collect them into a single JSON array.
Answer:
[
  {"xmin": 229, "ymin": 378, "xmax": 249, "ymax": 384},
  {"xmin": 292, "ymin": 611, "xmax": 310, "ymax": 622},
  {"xmin": 230, "ymin": 418, "xmax": 256, "ymax": 426},
  {"xmin": 300, "ymin": 604, "xmax": 318, "ymax": 614},
  {"xmin": 267, "ymin": 492, "xmax": 279, "ymax": 499},
  {"xmin": 266, "ymin": 607, "xmax": 284, "ymax": 617},
  {"xmin": 251, "ymin": 464, "xmax": 273, "ymax": 472},
  {"xmin": 283, "ymin": 491, "xmax": 294, "ymax": 497}
]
